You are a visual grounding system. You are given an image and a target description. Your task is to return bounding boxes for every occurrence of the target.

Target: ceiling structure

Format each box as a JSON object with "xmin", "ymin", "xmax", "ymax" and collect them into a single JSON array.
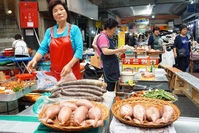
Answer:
[{"xmin": 90, "ymin": 0, "xmax": 199, "ymax": 25}]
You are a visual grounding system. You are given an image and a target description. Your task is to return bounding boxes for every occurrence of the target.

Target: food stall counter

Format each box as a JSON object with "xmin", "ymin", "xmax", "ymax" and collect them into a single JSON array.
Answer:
[
  {"xmin": 118, "ymin": 68, "xmax": 169, "ymax": 92},
  {"xmin": 0, "ymin": 92, "xmax": 115, "ymax": 133}
]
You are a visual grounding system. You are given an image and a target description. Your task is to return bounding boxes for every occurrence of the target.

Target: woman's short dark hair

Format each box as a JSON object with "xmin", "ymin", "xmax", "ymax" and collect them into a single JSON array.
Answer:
[
  {"xmin": 48, "ymin": 0, "xmax": 68, "ymax": 19},
  {"xmin": 14, "ymin": 34, "xmax": 22, "ymax": 40},
  {"xmin": 104, "ymin": 18, "xmax": 118, "ymax": 30},
  {"xmin": 97, "ymin": 28, "xmax": 103, "ymax": 34},
  {"xmin": 153, "ymin": 26, "xmax": 160, "ymax": 32},
  {"xmin": 179, "ymin": 24, "xmax": 187, "ymax": 32}
]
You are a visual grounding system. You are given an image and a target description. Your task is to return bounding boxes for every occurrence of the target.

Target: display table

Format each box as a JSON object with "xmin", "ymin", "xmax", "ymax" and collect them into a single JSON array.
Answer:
[
  {"xmin": 7, "ymin": 57, "xmax": 33, "ymax": 73},
  {"xmin": 165, "ymin": 67, "xmax": 182, "ymax": 91},
  {"xmin": 109, "ymin": 116, "xmax": 199, "ymax": 133},
  {"xmin": 118, "ymin": 68, "xmax": 169, "ymax": 92},
  {"xmin": 174, "ymin": 72, "xmax": 199, "ymax": 105},
  {"xmin": 0, "ymin": 92, "xmax": 115, "ymax": 133}
]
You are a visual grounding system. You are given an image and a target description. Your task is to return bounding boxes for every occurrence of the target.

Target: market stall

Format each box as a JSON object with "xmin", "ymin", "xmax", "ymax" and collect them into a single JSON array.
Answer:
[
  {"xmin": 0, "ymin": 91, "xmax": 115, "ymax": 133},
  {"xmin": 0, "ymin": 78, "xmax": 36, "ymax": 114},
  {"xmin": 123, "ymin": 49, "xmax": 161, "ymax": 72},
  {"xmin": 118, "ymin": 68, "xmax": 169, "ymax": 93}
]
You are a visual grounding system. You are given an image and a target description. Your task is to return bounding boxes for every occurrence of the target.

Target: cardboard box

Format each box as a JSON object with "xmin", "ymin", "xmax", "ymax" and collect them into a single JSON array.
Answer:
[
  {"xmin": 90, "ymin": 56, "xmax": 100, "ymax": 69},
  {"xmin": 0, "ymin": 71, "xmax": 6, "ymax": 81}
]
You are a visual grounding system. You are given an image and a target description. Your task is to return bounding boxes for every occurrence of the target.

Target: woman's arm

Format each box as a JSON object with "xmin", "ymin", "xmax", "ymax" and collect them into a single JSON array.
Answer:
[
  {"xmin": 173, "ymin": 35, "xmax": 179, "ymax": 58},
  {"xmin": 101, "ymin": 47, "xmax": 126, "ymax": 55},
  {"xmin": 26, "ymin": 28, "xmax": 51, "ymax": 72},
  {"xmin": 71, "ymin": 25, "xmax": 83, "ymax": 60}
]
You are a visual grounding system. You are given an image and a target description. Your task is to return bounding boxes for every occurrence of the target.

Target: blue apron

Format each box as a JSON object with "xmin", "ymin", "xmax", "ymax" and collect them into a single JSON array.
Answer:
[{"xmin": 98, "ymin": 33, "xmax": 120, "ymax": 83}]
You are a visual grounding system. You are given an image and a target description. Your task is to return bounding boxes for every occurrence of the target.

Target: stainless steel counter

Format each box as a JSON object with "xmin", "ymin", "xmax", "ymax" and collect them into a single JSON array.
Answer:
[{"xmin": 173, "ymin": 117, "xmax": 199, "ymax": 133}]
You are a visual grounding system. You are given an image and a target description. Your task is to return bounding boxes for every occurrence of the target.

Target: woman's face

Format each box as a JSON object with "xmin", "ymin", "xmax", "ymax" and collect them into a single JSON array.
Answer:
[
  {"xmin": 181, "ymin": 28, "xmax": 187, "ymax": 35},
  {"xmin": 52, "ymin": 4, "xmax": 67, "ymax": 23},
  {"xmin": 107, "ymin": 27, "xmax": 117, "ymax": 37},
  {"xmin": 154, "ymin": 30, "xmax": 159, "ymax": 36}
]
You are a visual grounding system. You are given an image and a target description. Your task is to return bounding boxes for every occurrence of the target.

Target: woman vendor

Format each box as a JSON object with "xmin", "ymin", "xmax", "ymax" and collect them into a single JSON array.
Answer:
[
  {"xmin": 26, "ymin": 0, "xmax": 83, "ymax": 81},
  {"xmin": 97, "ymin": 18, "xmax": 126, "ymax": 91}
]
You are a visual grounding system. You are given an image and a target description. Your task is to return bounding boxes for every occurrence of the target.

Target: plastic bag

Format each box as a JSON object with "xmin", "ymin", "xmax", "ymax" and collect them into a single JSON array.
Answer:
[
  {"xmin": 58, "ymin": 71, "xmax": 76, "ymax": 84},
  {"xmin": 83, "ymin": 63, "xmax": 103, "ymax": 79},
  {"xmin": 33, "ymin": 92, "xmax": 51, "ymax": 114},
  {"xmin": 33, "ymin": 92, "xmax": 58, "ymax": 114},
  {"xmin": 36, "ymin": 71, "xmax": 57, "ymax": 90},
  {"xmin": 160, "ymin": 50, "xmax": 175, "ymax": 67}
]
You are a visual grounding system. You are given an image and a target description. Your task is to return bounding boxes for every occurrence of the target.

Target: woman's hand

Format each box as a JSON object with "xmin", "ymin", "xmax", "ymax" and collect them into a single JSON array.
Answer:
[
  {"xmin": 118, "ymin": 47, "xmax": 127, "ymax": 53},
  {"xmin": 60, "ymin": 64, "xmax": 72, "ymax": 77},
  {"xmin": 26, "ymin": 59, "xmax": 37, "ymax": 72},
  {"xmin": 174, "ymin": 52, "xmax": 177, "ymax": 58}
]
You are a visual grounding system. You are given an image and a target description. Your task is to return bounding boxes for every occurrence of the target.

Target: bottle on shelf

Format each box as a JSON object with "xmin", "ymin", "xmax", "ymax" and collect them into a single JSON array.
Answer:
[
  {"xmin": 150, "ymin": 60, "xmax": 155, "ymax": 73},
  {"xmin": 146, "ymin": 55, "xmax": 151, "ymax": 72}
]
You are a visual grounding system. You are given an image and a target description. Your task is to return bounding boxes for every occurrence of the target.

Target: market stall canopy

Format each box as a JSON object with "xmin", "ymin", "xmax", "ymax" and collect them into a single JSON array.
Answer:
[{"xmin": 90, "ymin": 0, "xmax": 199, "ymax": 24}]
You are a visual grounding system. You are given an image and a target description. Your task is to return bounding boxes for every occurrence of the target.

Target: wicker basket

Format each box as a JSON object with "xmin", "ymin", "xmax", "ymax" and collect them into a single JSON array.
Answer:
[
  {"xmin": 38, "ymin": 101, "xmax": 109, "ymax": 131},
  {"xmin": 111, "ymin": 97, "xmax": 180, "ymax": 128}
]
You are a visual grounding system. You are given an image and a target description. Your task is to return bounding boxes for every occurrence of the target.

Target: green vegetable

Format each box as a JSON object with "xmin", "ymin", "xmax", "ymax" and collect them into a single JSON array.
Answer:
[
  {"xmin": 143, "ymin": 89, "xmax": 177, "ymax": 102},
  {"xmin": 13, "ymin": 86, "xmax": 22, "ymax": 92}
]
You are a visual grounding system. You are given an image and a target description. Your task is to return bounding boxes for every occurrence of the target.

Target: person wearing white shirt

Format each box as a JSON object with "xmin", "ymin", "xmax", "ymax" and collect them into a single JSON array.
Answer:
[{"xmin": 12, "ymin": 34, "xmax": 29, "ymax": 57}]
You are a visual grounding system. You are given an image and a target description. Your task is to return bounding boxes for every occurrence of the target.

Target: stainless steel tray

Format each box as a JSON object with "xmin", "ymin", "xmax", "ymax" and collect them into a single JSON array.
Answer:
[{"xmin": 0, "ymin": 83, "xmax": 37, "ymax": 102}]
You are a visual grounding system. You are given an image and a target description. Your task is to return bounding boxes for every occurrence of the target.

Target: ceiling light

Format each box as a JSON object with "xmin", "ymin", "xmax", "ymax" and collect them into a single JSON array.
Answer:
[
  {"xmin": 7, "ymin": 10, "xmax": 12, "ymax": 14},
  {"xmin": 191, "ymin": 0, "xmax": 194, "ymax": 4},
  {"xmin": 152, "ymin": 15, "xmax": 155, "ymax": 18}
]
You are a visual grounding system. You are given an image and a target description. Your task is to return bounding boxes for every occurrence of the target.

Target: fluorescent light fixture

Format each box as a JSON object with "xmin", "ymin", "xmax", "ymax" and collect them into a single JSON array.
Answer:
[
  {"xmin": 191, "ymin": 0, "xmax": 194, "ymax": 4},
  {"xmin": 131, "ymin": 4, "xmax": 153, "ymax": 16}
]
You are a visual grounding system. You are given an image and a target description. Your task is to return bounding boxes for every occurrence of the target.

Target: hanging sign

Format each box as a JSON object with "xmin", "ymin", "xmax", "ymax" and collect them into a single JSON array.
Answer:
[
  {"xmin": 135, "ymin": 18, "xmax": 149, "ymax": 24},
  {"xmin": 118, "ymin": 31, "xmax": 125, "ymax": 48}
]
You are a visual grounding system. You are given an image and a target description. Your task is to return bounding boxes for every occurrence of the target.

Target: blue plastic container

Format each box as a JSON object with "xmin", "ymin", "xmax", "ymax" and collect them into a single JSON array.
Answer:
[{"xmin": 37, "ymin": 61, "xmax": 51, "ymax": 71}]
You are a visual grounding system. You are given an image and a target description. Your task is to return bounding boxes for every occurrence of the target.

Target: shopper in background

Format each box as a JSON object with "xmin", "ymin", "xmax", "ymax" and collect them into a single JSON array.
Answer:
[
  {"xmin": 92, "ymin": 28, "xmax": 103, "ymax": 56},
  {"xmin": 148, "ymin": 26, "xmax": 162, "ymax": 50},
  {"xmin": 128, "ymin": 33, "xmax": 137, "ymax": 47},
  {"xmin": 12, "ymin": 34, "xmax": 29, "ymax": 57},
  {"xmin": 148, "ymin": 26, "xmax": 163, "ymax": 62},
  {"xmin": 97, "ymin": 18, "xmax": 126, "ymax": 91},
  {"xmin": 173, "ymin": 24, "xmax": 191, "ymax": 72},
  {"xmin": 26, "ymin": 0, "xmax": 83, "ymax": 81}
]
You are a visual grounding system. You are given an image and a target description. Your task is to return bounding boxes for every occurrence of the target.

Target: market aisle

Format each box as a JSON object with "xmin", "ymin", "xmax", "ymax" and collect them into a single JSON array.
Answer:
[{"xmin": 174, "ymin": 95, "xmax": 199, "ymax": 117}]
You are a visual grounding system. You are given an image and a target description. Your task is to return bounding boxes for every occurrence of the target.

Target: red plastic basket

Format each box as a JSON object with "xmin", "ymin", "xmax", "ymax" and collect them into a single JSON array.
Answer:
[{"xmin": 15, "ymin": 73, "xmax": 34, "ymax": 81}]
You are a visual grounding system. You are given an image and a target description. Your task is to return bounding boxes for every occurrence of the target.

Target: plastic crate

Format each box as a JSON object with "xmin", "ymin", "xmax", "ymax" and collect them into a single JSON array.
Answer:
[
  {"xmin": 2, "ymin": 50, "xmax": 14, "ymax": 57},
  {"xmin": 15, "ymin": 73, "xmax": 34, "ymax": 81}
]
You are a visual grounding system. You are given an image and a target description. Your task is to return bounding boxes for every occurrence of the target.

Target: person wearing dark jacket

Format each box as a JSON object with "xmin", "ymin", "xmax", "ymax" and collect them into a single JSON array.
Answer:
[
  {"xmin": 148, "ymin": 26, "xmax": 163, "ymax": 63},
  {"xmin": 173, "ymin": 25, "xmax": 191, "ymax": 72},
  {"xmin": 148, "ymin": 26, "xmax": 162, "ymax": 50}
]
